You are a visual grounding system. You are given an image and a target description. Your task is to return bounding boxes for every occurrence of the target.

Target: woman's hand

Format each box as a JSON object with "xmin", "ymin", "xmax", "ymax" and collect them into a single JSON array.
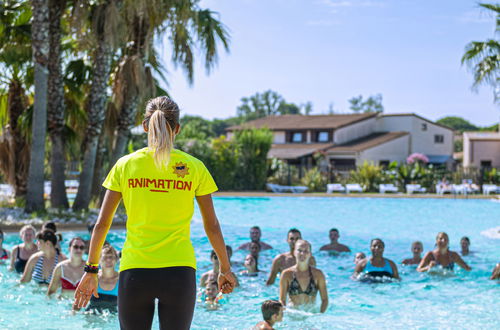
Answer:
[
  {"xmin": 73, "ymin": 273, "xmax": 99, "ymax": 309},
  {"xmin": 218, "ymin": 271, "xmax": 237, "ymax": 294}
]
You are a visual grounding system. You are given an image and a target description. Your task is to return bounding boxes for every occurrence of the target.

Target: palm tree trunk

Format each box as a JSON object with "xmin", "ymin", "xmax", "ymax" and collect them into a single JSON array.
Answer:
[
  {"xmin": 72, "ymin": 39, "xmax": 113, "ymax": 211},
  {"xmin": 110, "ymin": 95, "xmax": 139, "ymax": 166},
  {"xmin": 26, "ymin": 0, "xmax": 50, "ymax": 213},
  {"xmin": 47, "ymin": 0, "xmax": 69, "ymax": 208},
  {"xmin": 91, "ymin": 128, "xmax": 107, "ymax": 201}
]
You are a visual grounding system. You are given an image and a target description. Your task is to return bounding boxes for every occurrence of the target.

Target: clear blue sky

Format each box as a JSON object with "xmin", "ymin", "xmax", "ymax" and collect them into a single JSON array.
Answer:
[{"xmin": 159, "ymin": 0, "xmax": 499, "ymax": 126}]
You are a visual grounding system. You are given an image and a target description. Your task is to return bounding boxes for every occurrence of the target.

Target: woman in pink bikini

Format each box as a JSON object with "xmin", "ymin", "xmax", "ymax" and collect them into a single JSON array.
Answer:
[{"xmin": 48, "ymin": 237, "xmax": 86, "ymax": 298}]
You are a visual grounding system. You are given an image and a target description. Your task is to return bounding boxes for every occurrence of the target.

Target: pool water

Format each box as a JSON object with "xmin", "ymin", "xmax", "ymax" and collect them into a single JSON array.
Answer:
[{"xmin": 1, "ymin": 197, "xmax": 499, "ymax": 329}]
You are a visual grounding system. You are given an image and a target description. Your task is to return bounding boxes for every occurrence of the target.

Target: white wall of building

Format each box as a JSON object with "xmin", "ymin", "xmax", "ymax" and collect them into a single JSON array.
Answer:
[
  {"xmin": 358, "ymin": 135, "xmax": 410, "ymax": 165},
  {"xmin": 334, "ymin": 117, "xmax": 376, "ymax": 144},
  {"xmin": 464, "ymin": 140, "xmax": 500, "ymax": 167},
  {"xmin": 273, "ymin": 131, "xmax": 286, "ymax": 144},
  {"xmin": 377, "ymin": 115, "xmax": 453, "ymax": 156}
]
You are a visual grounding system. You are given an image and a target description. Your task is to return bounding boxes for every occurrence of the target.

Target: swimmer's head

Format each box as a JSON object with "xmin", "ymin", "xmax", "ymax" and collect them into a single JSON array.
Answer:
[
  {"xmin": 36, "ymin": 229, "xmax": 58, "ymax": 250},
  {"xmin": 294, "ymin": 239, "xmax": 312, "ymax": 263},
  {"xmin": 19, "ymin": 225, "xmax": 36, "ymax": 242},
  {"xmin": 244, "ymin": 254, "xmax": 258, "ymax": 271},
  {"xmin": 249, "ymin": 242, "xmax": 261, "ymax": 257},
  {"xmin": 100, "ymin": 245, "xmax": 119, "ymax": 269},
  {"xmin": 261, "ymin": 300, "xmax": 284, "ymax": 324},
  {"xmin": 142, "ymin": 96, "xmax": 180, "ymax": 170},
  {"xmin": 370, "ymin": 238, "xmax": 385, "ymax": 256},
  {"xmin": 329, "ymin": 228, "xmax": 340, "ymax": 242},
  {"xmin": 250, "ymin": 226, "xmax": 261, "ymax": 242},
  {"xmin": 210, "ymin": 250, "xmax": 220, "ymax": 267},
  {"xmin": 287, "ymin": 228, "xmax": 302, "ymax": 249},
  {"xmin": 354, "ymin": 252, "xmax": 366, "ymax": 264},
  {"xmin": 226, "ymin": 245, "xmax": 233, "ymax": 259},
  {"xmin": 68, "ymin": 237, "xmax": 85, "ymax": 257},
  {"xmin": 205, "ymin": 281, "xmax": 218, "ymax": 300},
  {"xmin": 460, "ymin": 236, "xmax": 470, "ymax": 249},
  {"xmin": 42, "ymin": 221, "xmax": 57, "ymax": 233},
  {"xmin": 435, "ymin": 232, "xmax": 449, "ymax": 249},
  {"xmin": 412, "ymin": 241, "xmax": 423, "ymax": 254}
]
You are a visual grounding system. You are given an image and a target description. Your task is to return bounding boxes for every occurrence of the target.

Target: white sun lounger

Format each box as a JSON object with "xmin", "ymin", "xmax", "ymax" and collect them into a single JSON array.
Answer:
[
  {"xmin": 406, "ymin": 184, "xmax": 426, "ymax": 194},
  {"xmin": 345, "ymin": 184, "xmax": 363, "ymax": 193},
  {"xmin": 266, "ymin": 183, "xmax": 308, "ymax": 193},
  {"xmin": 379, "ymin": 184, "xmax": 398, "ymax": 193},
  {"xmin": 436, "ymin": 184, "xmax": 453, "ymax": 195},
  {"xmin": 483, "ymin": 184, "xmax": 499, "ymax": 195},
  {"xmin": 326, "ymin": 183, "xmax": 346, "ymax": 193}
]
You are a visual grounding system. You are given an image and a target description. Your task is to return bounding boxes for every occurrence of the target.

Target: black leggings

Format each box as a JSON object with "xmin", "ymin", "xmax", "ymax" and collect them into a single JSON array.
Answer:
[{"xmin": 118, "ymin": 267, "xmax": 196, "ymax": 330}]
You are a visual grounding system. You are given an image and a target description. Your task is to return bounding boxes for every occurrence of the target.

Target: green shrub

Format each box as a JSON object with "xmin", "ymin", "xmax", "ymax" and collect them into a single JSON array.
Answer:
[{"xmin": 301, "ymin": 167, "xmax": 327, "ymax": 192}]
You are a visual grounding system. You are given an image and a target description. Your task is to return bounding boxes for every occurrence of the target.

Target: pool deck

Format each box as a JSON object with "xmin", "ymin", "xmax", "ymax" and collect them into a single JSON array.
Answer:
[{"xmin": 1, "ymin": 192, "xmax": 498, "ymax": 232}]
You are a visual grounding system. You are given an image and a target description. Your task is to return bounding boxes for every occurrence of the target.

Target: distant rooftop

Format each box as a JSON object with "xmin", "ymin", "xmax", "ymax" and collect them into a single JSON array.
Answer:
[{"xmin": 464, "ymin": 131, "xmax": 500, "ymax": 140}]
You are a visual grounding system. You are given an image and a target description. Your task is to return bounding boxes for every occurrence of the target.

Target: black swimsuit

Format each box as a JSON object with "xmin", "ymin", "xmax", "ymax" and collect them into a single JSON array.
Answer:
[
  {"xmin": 288, "ymin": 267, "xmax": 318, "ymax": 296},
  {"xmin": 14, "ymin": 246, "xmax": 28, "ymax": 273}
]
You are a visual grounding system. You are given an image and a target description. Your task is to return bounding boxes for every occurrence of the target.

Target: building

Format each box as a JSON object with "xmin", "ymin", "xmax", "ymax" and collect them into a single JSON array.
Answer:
[
  {"xmin": 463, "ymin": 131, "xmax": 500, "ymax": 168},
  {"xmin": 226, "ymin": 113, "xmax": 454, "ymax": 170}
]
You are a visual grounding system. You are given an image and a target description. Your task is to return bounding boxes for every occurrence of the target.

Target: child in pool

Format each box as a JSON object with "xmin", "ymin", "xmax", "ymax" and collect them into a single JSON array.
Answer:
[
  {"xmin": 354, "ymin": 252, "xmax": 366, "ymax": 265},
  {"xmin": 253, "ymin": 300, "xmax": 284, "ymax": 330},
  {"xmin": 203, "ymin": 281, "xmax": 227, "ymax": 310}
]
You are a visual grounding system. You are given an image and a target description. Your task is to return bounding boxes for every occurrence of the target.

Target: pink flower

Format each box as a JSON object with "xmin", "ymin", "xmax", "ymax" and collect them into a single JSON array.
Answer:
[{"xmin": 407, "ymin": 153, "xmax": 429, "ymax": 164}]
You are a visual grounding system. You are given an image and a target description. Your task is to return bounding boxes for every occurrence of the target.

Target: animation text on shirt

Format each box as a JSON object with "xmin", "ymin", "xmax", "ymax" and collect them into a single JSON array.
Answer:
[{"xmin": 128, "ymin": 162, "xmax": 192, "ymax": 192}]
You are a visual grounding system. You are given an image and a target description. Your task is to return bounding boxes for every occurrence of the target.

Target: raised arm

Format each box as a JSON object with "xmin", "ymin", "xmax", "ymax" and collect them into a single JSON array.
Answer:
[
  {"xmin": 196, "ymin": 194, "xmax": 236, "ymax": 294},
  {"xmin": 317, "ymin": 270, "xmax": 329, "ymax": 313},
  {"xmin": 74, "ymin": 189, "xmax": 122, "ymax": 309},
  {"xmin": 9, "ymin": 245, "xmax": 18, "ymax": 271},
  {"xmin": 266, "ymin": 255, "xmax": 282, "ymax": 285},
  {"xmin": 452, "ymin": 252, "xmax": 471, "ymax": 271},
  {"xmin": 47, "ymin": 264, "xmax": 62, "ymax": 296}
]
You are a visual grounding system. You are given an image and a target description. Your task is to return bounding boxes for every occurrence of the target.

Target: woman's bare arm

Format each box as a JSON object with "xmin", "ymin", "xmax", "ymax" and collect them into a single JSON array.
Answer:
[
  {"xmin": 452, "ymin": 252, "xmax": 471, "ymax": 271},
  {"xmin": 9, "ymin": 245, "xmax": 18, "ymax": 271},
  {"xmin": 20, "ymin": 253, "xmax": 39, "ymax": 283},
  {"xmin": 417, "ymin": 252, "xmax": 434, "ymax": 272},
  {"xmin": 389, "ymin": 260, "xmax": 400, "ymax": 280},
  {"xmin": 317, "ymin": 270, "xmax": 328, "ymax": 313},
  {"xmin": 279, "ymin": 270, "xmax": 290, "ymax": 306},
  {"xmin": 47, "ymin": 264, "xmax": 62, "ymax": 296}
]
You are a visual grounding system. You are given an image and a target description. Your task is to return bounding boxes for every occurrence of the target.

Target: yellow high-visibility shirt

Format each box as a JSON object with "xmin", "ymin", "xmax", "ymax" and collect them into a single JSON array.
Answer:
[{"xmin": 102, "ymin": 147, "xmax": 218, "ymax": 271}]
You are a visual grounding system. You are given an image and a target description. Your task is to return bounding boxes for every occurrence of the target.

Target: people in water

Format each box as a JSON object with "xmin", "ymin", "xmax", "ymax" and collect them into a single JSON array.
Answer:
[
  {"xmin": 238, "ymin": 226, "xmax": 273, "ymax": 251},
  {"xmin": 21, "ymin": 229, "xmax": 67, "ymax": 284},
  {"xmin": 353, "ymin": 238, "xmax": 400, "ymax": 280},
  {"xmin": 48, "ymin": 237, "xmax": 86, "ymax": 298},
  {"xmin": 0, "ymin": 229, "xmax": 10, "ymax": 262},
  {"xmin": 203, "ymin": 281, "xmax": 221, "ymax": 309},
  {"xmin": 41, "ymin": 221, "xmax": 62, "ymax": 252},
  {"xmin": 253, "ymin": 300, "xmax": 284, "ymax": 330},
  {"xmin": 267, "ymin": 228, "xmax": 316, "ymax": 285},
  {"xmin": 9, "ymin": 225, "xmax": 38, "ymax": 273},
  {"xmin": 249, "ymin": 242, "xmax": 261, "ymax": 259},
  {"xmin": 417, "ymin": 232, "xmax": 471, "ymax": 273},
  {"xmin": 240, "ymin": 254, "xmax": 261, "ymax": 276},
  {"xmin": 354, "ymin": 252, "xmax": 366, "ymax": 265},
  {"xmin": 491, "ymin": 263, "xmax": 500, "ymax": 280},
  {"xmin": 88, "ymin": 245, "xmax": 120, "ymax": 312},
  {"xmin": 402, "ymin": 241, "xmax": 423, "ymax": 265},
  {"xmin": 279, "ymin": 240, "xmax": 328, "ymax": 313},
  {"xmin": 201, "ymin": 250, "xmax": 239, "ymax": 288},
  {"xmin": 460, "ymin": 236, "xmax": 470, "ymax": 256},
  {"xmin": 319, "ymin": 228, "xmax": 351, "ymax": 253}
]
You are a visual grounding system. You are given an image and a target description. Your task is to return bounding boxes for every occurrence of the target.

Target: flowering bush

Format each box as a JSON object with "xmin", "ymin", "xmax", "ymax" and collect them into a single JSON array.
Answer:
[{"xmin": 406, "ymin": 153, "xmax": 429, "ymax": 164}]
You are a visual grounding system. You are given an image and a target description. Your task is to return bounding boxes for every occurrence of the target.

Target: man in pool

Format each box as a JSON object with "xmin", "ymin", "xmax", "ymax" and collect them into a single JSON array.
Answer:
[
  {"xmin": 238, "ymin": 226, "xmax": 273, "ymax": 251},
  {"xmin": 253, "ymin": 300, "xmax": 284, "ymax": 330},
  {"xmin": 266, "ymin": 228, "xmax": 316, "ymax": 285},
  {"xmin": 402, "ymin": 241, "xmax": 423, "ymax": 265},
  {"xmin": 319, "ymin": 228, "xmax": 351, "ymax": 253},
  {"xmin": 460, "ymin": 236, "xmax": 470, "ymax": 256}
]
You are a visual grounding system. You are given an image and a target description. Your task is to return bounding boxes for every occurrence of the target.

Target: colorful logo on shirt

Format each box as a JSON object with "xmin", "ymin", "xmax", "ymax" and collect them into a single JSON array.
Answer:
[{"xmin": 172, "ymin": 162, "xmax": 190, "ymax": 178}]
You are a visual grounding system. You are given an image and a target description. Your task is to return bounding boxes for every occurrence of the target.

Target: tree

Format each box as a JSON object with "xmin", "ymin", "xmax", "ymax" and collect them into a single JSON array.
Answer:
[
  {"xmin": 462, "ymin": 3, "xmax": 500, "ymax": 103},
  {"xmin": 436, "ymin": 116, "xmax": 479, "ymax": 132},
  {"xmin": 25, "ymin": 0, "xmax": 50, "ymax": 212},
  {"xmin": 348, "ymin": 94, "xmax": 384, "ymax": 113},
  {"xmin": 237, "ymin": 90, "xmax": 304, "ymax": 120}
]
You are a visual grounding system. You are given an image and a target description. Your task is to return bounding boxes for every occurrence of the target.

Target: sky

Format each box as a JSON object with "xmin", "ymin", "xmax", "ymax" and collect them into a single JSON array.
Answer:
[{"xmin": 158, "ymin": 0, "xmax": 499, "ymax": 126}]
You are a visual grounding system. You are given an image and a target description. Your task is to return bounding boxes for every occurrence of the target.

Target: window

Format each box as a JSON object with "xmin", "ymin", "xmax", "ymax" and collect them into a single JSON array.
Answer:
[
  {"xmin": 292, "ymin": 132, "xmax": 303, "ymax": 143},
  {"xmin": 434, "ymin": 134, "xmax": 444, "ymax": 143},
  {"xmin": 421, "ymin": 123, "xmax": 427, "ymax": 131},
  {"xmin": 317, "ymin": 131, "xmax": 329, "ymax": 142},
  {"xmin": 480, "ymin": 160, "xmax": 492, "ymax": 168}
]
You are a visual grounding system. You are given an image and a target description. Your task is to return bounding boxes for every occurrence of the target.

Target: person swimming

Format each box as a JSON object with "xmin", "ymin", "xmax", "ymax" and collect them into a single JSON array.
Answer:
[
  {"xmin": 354, "ymin": 252, "xmax": 366, "ymax": 265},
  {"xmin": 353, "ymin": 238, "xmax": 400, "ymax": 281},
  {"xmin": 20, "ymin": 229, "xmax": 67, "ymax": 284},
  {"xmin": 200, "ymin": 249, "xmax": 240, "ymax": 288},
  {"xmin": 279, "ymin": 240, "xmax": 328, "ymax": 313},
  {"xmin": 460, "ymin": 236, "xmax": 471, "ymax": 256},
  {"xmin": 417, "ymin": 232, "xmax": 471, "ymax": 273},
  {"xmin": 319, "ymin": 228, "xmax": 351, "ymax": 253},
  {"xmin": 88, "ymin": 245, "xmax": 120, "ymax": 312},
  {"xmin": 240, "ymin": 254, "xmax": 261, "ymax": 276},
  {"xmin": 253, "ymin": 300, "xmax": 284, "ymax": 330},
  {"xmin": 9, "ymin": 225, "xmax": 38, "ymax": 273},
  {"xmin": 402, "ymin": 241, "xmax": 423, "ymax": 265},
  {"xmin": 47, "ymin": 237, "xmax": 86, "ymax": 299},
  {"xmin": 0, "ymin": 229, "xmax": 10, "ymax": 262},
  {"xmin": 267, "ymin": 228, "xmax": 316, "ymax": 285},
  {"xmin": 238, "ymin": 226, "xmax": 273, "ymax": 251}
]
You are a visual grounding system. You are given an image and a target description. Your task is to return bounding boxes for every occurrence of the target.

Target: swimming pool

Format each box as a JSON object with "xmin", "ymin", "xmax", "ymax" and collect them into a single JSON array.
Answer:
[{"xmin": 1, "ymin": 197, "xmax": 499, "ymax": 329}]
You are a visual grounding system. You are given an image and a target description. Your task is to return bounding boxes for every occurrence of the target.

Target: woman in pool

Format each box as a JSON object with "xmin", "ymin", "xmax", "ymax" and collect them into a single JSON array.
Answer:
[
  {"xmin": 460, "ymin": 236, "xmax": 471, "ymax": 256},
  {"xmin": 0, "ymin": 229, "xmax": 10, "ymax": 262},
  {"xmin": 279, "ymin": 240, "xmax": 328, "ymax": 313},
  {"xmin": 241, "ymin": 254, "xmax": 261, "ymax": 276},
  {"xmin": 417, "ymin": 232, "xmax": 471, "ymax": 273},
  {"xmin": 402, "ymin": 241, "xmax": 423, "ymax": 265},
  {"xmin": 48, "ymin": 237, "xmax": 86, "ymax": 298},
  {"xmin": 74, "ymin": 96, "xmax": 236, "ymax": 329},
  {"xmin": 21, "ymin": 229, "xmax": 67, "ymax": 284},
  {"xmin": 353, "ymin": 238, "xmax": 400, "ymax": 280},
  {"xmin": 9, "ymin": 225, "xmax": 38, "ymax": 273},
  {"xmin": 87, "ymin": 245, "xmax": 120, "ymax": 312}
]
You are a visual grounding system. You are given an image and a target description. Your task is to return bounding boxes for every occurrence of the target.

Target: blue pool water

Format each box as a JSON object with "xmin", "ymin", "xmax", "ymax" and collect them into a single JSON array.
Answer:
[{"xmin": 1, "ymin": 197, "xmax": 499, "ymax": 329}]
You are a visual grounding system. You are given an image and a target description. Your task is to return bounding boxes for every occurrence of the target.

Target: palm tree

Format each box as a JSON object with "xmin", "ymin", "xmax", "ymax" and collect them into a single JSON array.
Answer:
[
  {"xmin": 462, "ymin": 3, "xmax": 500, "ymax": 103},
  {"xmin": 109, "ymin": 0, "xmax": 230, "ymax": 168},
  {"xmin": 47, "ymin": 0, "xmax": 69, "ymax": 208},
  {"xmin": 25, "ymin": 0, "xmax": 50, "ymax": 212}
]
